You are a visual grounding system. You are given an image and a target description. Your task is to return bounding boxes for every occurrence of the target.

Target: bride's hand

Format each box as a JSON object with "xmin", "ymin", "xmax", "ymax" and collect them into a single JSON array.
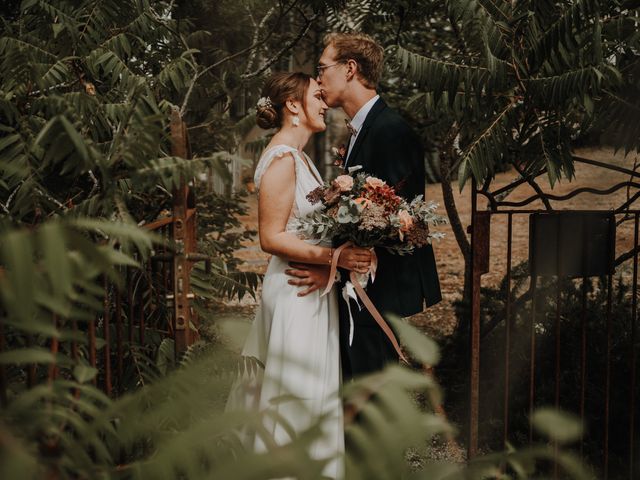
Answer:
[{"xmin": 337, "ymin": 246, "xmax": 372, "ymax": 274}]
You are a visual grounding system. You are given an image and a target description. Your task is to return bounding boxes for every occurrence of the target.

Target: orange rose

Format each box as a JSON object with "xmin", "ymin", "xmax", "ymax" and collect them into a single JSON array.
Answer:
[
  {"xmin": 354, "ymin": 197, "xmax": 372, "ymax": 209},
  {"xmin": 334, "ymin": 174, "xmax": 354, "ymax": 192},
  {"xmin": 398, "ymin": 209, "xmax": 414, "ymax": 232}
]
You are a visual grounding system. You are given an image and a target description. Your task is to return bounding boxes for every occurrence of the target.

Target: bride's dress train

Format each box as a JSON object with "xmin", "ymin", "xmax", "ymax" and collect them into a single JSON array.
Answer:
[{"xmin": 226, "ymin": 145, "xmax": 344, "ymax": 479}]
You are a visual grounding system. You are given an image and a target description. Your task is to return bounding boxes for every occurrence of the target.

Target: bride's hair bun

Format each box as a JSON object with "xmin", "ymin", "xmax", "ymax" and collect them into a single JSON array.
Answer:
[
  {"xmin": 256, "ymin": 101, "xmax": 279, "ymax": 129},
  {"xmin": 256, "ymin": 71, "xmax": 312, "ymax": 130}
]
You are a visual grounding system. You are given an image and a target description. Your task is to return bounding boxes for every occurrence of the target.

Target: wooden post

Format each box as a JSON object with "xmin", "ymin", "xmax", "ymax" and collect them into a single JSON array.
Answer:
[{"xmin": 170, "ymin": 108, "xmax": 198, "ymax": 357}]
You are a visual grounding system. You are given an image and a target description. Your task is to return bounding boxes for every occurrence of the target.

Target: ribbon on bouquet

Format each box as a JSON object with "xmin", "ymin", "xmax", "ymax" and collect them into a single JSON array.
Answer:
[{"xmin": 321, "ymin": 241, "xmax": 410, "ymax": 365}]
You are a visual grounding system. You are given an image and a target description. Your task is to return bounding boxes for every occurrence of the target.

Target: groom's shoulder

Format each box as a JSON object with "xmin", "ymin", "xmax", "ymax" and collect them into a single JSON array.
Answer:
[
  {"xmin": 373, "ymin": 101, "xmax": 411, "ymax": 128},
  {"xmin": 372, "ymin": 103, "xmax": 419, "ymax": 140}
]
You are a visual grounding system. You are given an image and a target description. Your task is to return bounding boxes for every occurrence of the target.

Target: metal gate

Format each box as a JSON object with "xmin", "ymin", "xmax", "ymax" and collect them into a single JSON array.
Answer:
[
  {"xmin": 468, "ymin": 155, "xmax": 640, "ymax": 479},
  {"xmin": 0, "ymin": 109, "xmax": 203, "ymax": 400}
]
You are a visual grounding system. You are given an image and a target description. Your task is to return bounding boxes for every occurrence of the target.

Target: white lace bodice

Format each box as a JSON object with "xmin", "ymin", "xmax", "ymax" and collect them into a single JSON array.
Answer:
[{"xmin": 254, "ymin": 144, "xmax": 324, "ymax": 240}]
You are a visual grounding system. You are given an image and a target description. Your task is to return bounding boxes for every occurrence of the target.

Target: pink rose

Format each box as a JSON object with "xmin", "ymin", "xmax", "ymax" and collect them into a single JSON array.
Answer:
[
  {"xmin": 333, "ymin": 174, "xmax": 354, "ymax": 192},
  {"xmin": 398, "ymin": 209, "xmax": 414, "ymax": 232},
  {"xmin": 365, "ymin": 176, "xmax": 385, "ymax": 188}
]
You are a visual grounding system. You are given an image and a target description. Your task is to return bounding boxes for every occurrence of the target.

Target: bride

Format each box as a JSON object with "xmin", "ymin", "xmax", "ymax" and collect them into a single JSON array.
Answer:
[{"xmin": 226, "ymin": 71, "xmax": 371, "ymax": 479}]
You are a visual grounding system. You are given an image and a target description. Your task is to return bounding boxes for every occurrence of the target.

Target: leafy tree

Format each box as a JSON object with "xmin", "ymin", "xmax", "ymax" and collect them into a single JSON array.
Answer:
[{"xmin": 379, "ymin": 0, "xmax": 640, "ymax": 326}]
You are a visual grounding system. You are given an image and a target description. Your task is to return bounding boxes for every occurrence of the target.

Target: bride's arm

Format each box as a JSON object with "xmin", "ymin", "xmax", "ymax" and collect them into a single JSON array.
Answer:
[
  {"xmin": 258, "ymin": 152, "xmax": 332, "ymax": 265},
  {"xmin": 258, "ymin": 153, "xmax": 369, "ymax": 270}
]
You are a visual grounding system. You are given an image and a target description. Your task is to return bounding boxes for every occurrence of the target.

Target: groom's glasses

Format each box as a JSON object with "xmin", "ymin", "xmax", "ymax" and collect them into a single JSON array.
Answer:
[{"xmin": 316, "ymin": 61, "xmax": 345, "ymax": 78}]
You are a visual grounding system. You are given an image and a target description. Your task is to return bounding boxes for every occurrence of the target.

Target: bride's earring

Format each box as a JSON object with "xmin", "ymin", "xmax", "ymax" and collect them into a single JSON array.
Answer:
[{"xmin": 292, "ymin": 115, "xmax": 300, "ymax": 127}]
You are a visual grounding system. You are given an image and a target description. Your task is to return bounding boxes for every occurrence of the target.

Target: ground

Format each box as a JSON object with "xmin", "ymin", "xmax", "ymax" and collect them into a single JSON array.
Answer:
[{"xmin": 226, "ymin": 146, "xmax": 639, "ymax": 339}]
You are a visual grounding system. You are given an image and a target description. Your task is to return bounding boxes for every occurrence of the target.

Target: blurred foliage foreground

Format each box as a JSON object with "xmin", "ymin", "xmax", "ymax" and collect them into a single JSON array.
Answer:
[{"xmin": 0, "ymin": 312, "xmax": 596, "ymax": 480}]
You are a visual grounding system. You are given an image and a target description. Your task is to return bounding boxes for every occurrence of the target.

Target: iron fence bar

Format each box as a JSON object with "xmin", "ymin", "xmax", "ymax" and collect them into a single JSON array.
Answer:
[
  {"xmin": 103, "ymin": 277, "xmax": 112, "ymax": 396},
  {"xmin": 604, "ymin": 271, "xmax": 613, "ymax": 480},
  {"xmin": 580, "ymin": 223, "xmax": 589, "ymax": 460},
  {"xmin": 503, "ymin": 213, "xmax": 513, "ymax": 448},
  {"xmin": 469, "ymin": 177, "xmax": 480, "ymax": 459},
  {"xmin": 573, "ymin": 156, "xmax": 640, "ymax": 179},
  {"xmin": 529, "ymin": 274, "xmax": 538, "ymax": 444},
  {"xmin": 48, "ymin": 314, "xmax": 58, "ymax": 384},
  {"xmin": 139, "ymin": 263, "xmax": 148, "ymax": 347},
  {"xmin": 483, "ymin": 209, "xmax": 640, "ymax": 215},
  {"xmin": 554, "ymin": 223, "xmax": 562, "ymax": 479},
  {"xmin": 127, "ymin": 266, "xmax": 134, "ymax": 345},
  {"xmin": 89, "ymin": 315, "xmax": 96, "ymax": 387},
  {"xmin": 630, "ymin": 213, "xmax": 639, "ymax": 479},
  {"xmin": 115, "ymin": 282, "xmax": 123, "ymax": 396},
  {"xmin": 26, "ymin": 335, "xmax": 35, "ymax": 388},
  {"xmin": 489, "ymin": 182, "xmax": 640, "ymax": 209},
  {"xmin": 71, "ymin": 319, "xmax": 78, "ymax": 362},
  {"xmin": 0, "ymin": 314, "xmax": 6, "ymax": 407}
]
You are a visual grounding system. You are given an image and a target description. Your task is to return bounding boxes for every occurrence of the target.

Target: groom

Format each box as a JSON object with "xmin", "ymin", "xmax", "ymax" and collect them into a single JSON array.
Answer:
[{"xmin": 287, "ymin": 32, "xmax": 441, "ymax": 380}]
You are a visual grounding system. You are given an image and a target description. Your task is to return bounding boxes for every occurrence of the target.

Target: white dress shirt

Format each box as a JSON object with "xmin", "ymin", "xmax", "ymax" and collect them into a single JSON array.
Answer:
[{"xmin": 346, "ymin": 94, "xmax": 380, "ymax": 163}]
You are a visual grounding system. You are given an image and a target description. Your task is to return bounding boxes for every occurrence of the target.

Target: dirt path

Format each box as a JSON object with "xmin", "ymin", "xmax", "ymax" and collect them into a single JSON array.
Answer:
[{"xmin": 230, "ymin": 147, "xmax": 639, "ymax": 338}]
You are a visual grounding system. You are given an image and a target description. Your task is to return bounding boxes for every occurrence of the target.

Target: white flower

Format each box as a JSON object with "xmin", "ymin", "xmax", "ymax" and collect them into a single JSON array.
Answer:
[{"xmin": 256, "ymin": 96, "xmax": 273, "ymax": 109}]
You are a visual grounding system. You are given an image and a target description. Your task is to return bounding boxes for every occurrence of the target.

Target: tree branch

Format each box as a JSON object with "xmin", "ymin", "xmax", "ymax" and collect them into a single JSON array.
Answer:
[
  {"xmin": 179, "ymin": 0, "xmax": 303, "ymax": 116},
  {"xmin": 510, "ymin": 159, "xmax": 553, "ymax": 211},
  {"xmin": 244, "ymin": 6, "xmax": 276, "ymax": 76},
  {"xmin": 240, "ymin": 13, "xmax": 319, "ymax": 80}
]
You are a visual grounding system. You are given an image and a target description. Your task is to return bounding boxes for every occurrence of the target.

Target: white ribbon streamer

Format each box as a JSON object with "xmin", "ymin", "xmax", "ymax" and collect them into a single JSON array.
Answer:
[{"xmin": 342, "ymin": 281, "xmax": 361, "ymax": 346}]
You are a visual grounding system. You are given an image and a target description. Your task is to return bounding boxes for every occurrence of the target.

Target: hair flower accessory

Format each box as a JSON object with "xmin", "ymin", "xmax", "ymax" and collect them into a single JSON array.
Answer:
[{"xmin": 256, "ymin": 96, "xmax": 273, "ymax": 109}]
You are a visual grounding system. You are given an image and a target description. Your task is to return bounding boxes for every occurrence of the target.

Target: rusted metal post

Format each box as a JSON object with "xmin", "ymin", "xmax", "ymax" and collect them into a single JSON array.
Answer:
[
  {"xmin": 103, "ymin": 278, "xmax": 112, "ymax": 396},
  {"xmin": 89, "ymin": 315, "xmax": 96, "ymax": 386},
  {"xmin": 469, "ymin": 179, "xmax": 490, "ymax": 459},
  {"xmin": 503, "ymin": 213, "xmax": 513, "ymax": 447},
  {"xmin": 170, "ymin": 107, "xmax": 198, "ymax": 356},
  {"xmin": 604, "ymin": 271, "xmax": 613, "ymax": 480},
  {"xmin": 48, "ymin": 315, "xmax": 59, "ymax": 383},
  {"xmin": 127, "ymin": 266, "xmax": 134, "ymax": 344},
  {"xmin": 0, "ymin": 313, "xmax": 6, "ymax": 407},
  {"xmin": 630, "ymin": 214, "xmax": 639, "ymax": 479},
  {"xmin": 115, "ymin": 284, "xmax": 123, "ymax": 394}
]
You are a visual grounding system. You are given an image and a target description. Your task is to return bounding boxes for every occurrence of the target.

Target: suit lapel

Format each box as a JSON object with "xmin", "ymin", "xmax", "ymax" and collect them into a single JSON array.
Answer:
[{"xmin": 345, "ymin": 97, "xmax": 387, "ymax": 169}]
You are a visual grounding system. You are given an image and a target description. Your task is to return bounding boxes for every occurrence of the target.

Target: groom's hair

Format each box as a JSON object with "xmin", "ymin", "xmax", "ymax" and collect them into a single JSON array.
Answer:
[{"xmin": 323, "ymin": 32, "xmax": 384, "ymax": 89}]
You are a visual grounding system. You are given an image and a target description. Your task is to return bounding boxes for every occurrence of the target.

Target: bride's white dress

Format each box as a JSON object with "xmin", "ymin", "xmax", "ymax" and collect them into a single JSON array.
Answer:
[{"xmin": 226, "ymin": 144, "xmax": 344, "ymax": 479}]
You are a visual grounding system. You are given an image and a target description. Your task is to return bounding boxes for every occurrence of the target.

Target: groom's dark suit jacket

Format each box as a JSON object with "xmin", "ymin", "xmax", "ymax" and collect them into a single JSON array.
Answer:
[{"xmin": 339, "ymin": 97, "xmax": 442, "ymax": 380}]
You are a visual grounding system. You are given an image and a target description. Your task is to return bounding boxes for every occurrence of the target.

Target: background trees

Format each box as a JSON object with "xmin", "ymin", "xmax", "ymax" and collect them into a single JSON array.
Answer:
[{"xmin": 1, "ymin": 0, "xmax": 639, "ymax": 477}]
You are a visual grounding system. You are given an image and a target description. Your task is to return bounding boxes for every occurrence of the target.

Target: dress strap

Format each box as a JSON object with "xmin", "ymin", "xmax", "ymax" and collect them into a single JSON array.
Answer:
[{"xmin": 253, "ymin": 145, "xmax": 298, "ymax": 191}]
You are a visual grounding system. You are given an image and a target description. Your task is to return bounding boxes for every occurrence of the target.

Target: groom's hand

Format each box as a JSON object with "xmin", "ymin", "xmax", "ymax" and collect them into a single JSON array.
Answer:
[{"xmin": 285, "ymin": 262, "xmax": 331, "ymax": 297}]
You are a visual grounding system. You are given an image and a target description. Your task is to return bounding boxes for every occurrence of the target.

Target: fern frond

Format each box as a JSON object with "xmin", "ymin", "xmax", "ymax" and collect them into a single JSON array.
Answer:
[
  {"xmin": 527, "ymin": 65, "xmax": 606, "ymax": 107},
  {"xmin": 446, "ymin": 0, "xmax": 510, "ymax": 60},
  {"xmin": 394, "ymin": 45, "xmax": 490, "ymax": 99},
  {"xmin": 527, "ymin": 0, "xmax": 602, "ymax": 72},
  {"xmin": 458, "ymin": 101, "xmax": 515, "ymax": 188}
]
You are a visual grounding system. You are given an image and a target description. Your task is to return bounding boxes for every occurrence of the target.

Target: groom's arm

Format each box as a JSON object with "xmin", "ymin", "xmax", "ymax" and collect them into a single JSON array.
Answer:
[{"xmin": 285, "ymin": 262, "xmax": 331, "ymax": 296}]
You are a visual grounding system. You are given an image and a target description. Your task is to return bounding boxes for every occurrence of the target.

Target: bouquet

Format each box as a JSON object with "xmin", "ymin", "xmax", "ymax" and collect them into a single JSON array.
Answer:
[
  {"xmin": 294, "ymin": 172, "xmax": 448, "ymax": 359},
  {"xmin": 296, "ymin": 172, "xmax": 447, "ymax": 255}
]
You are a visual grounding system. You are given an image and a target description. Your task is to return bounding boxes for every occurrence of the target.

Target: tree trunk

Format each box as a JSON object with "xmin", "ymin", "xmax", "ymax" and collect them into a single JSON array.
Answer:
[{"xmin": 438, "ymin": 132, "xmax": 472, "ymax": 337}]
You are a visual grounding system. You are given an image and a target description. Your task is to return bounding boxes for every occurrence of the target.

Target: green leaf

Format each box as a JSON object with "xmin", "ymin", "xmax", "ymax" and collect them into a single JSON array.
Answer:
[
  {"xmin": 73, "ymin": 365, "xmax": 98, "ymax": 383},
  {"xmin": 0, "ymin": 348, "xmax": 56, "ymax": 365},
  {"xmin": 39, "ymin": 223, "xmax": 72, "ymax": 299},
  {"xmin": 385, "ymin": 314, "xmax": 440, "ymax": 366},
  {"xmin": 531, "ymin": 408, "xmax": 583, "ymax": 444}
]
